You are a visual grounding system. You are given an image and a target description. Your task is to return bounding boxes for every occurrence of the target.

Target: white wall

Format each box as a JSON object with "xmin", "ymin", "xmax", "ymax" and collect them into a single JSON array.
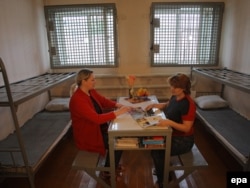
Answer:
[
  {"xmin": 0, "ymin": 0, "xmax": 50, "ymax": 139},
  {"xmin": 219, "ymin": 0, "xmax": 250, "ymax": 118},
  {"xmin": 0, "ymin": 0, "xmax": 49, "ymax": 84},
  {"xmin": 221, "ymin": 0, "xmax": 250, "ymax": 73}
]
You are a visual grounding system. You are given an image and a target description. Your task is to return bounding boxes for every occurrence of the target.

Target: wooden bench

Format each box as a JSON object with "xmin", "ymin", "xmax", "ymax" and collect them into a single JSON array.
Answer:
[
  {"xmin": 72, "ymin": 150, "xmax": 111, "ymax": 188},
  {"xmin": 168, "ymin": 144, "xmax": 208, "ymax": 187}
]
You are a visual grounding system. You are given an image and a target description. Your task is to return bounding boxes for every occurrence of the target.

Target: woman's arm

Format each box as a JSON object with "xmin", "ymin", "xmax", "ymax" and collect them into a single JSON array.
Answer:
[
  {"xmin": 157, "ymin": 119, "xmax": 194, "ymax": 133},
  {"xmin": 114, "ymin": 106, "xmax": 132, "ymax": 117},
  {"xmin": 145, "ymin": 100, "xmax": 169, "ymax": 111},
  {"xmin": 115, "ymin": 103, "xmax": 123, "ymax": 108}
]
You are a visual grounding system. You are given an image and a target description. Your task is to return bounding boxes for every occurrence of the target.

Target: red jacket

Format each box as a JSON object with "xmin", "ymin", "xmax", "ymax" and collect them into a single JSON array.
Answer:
[{"xmin": 69, "ymin": 88, "xmax": 117, "ymax": 155}]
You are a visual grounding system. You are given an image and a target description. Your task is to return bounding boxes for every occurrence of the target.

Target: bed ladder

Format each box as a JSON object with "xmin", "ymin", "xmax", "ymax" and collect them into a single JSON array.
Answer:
[{"xmin": 0, "ymin": 58, "xmax": 35, "ymax": 188}]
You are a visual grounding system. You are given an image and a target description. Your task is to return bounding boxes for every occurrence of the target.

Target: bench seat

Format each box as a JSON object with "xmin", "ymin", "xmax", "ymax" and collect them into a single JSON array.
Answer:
[
  {"xmin": 72, "ymin": 150, "xmax": 111, "ymax": 188},
  {"xmin": 169, "ymin": 144, "xmax": 208, "ymax": 186}
]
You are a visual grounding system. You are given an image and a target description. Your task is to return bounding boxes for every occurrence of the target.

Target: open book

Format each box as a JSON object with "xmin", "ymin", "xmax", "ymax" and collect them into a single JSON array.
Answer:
[
  {"xmin": 129, "ymin": 107, "xmax": 163, "ymax": 128},
  {"xmin": 135, "ymin": 115, "xmax": 162, "ymax": 128}
]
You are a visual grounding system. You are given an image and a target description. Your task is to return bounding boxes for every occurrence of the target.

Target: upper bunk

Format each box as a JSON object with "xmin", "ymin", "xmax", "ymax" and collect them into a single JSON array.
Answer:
[
  {"xmin": 192, "ymin": 67, "xmax": 250, "ymax": 94},
  {"xmin": 0, "ymin": 58, "xmax": 76, "ymax": 107}
]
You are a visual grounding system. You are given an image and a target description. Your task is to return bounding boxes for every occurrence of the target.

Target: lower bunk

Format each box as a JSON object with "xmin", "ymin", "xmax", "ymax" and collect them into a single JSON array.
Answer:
[
  {"xmin": 196, "ymin": 107, "xmax": 250, "ymax": 171},
  {"xmin": 0, "ymin": 111, "xmax": 71, "ymax": 187}
]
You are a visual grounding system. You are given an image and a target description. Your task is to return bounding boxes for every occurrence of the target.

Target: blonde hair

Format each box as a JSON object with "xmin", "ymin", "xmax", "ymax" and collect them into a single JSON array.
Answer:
[
  {"xmin": 75, "ymin": 69, "xmax": 93, "ymax": 87},
  {"xmin": 70, "ymin": 83, "xmax": 78, "ymax": 96}
]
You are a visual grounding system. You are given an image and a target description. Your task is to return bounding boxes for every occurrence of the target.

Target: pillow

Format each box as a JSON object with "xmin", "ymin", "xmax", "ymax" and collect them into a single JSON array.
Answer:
[
  {"xmin": 45, "ymin": 98, "xmax": 70, "ymax": 111},
  {"xmin": 194, "ymin": 95, "xmax": 228, "ymax": 109}
]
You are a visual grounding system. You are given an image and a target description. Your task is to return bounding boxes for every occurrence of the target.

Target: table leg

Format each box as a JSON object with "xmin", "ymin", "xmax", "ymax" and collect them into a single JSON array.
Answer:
[
  {"xmin": 108, "ymin": 134, "xmax": 116, "ymax": 188},
  {"xmin": 163, "ymin": 134, "xmax": 172, "ymax": 187}
]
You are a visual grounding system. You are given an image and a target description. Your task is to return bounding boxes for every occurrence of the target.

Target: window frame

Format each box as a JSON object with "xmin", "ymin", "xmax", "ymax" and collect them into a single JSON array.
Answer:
[
  {"xmin": 44, "ymin": 4, "xmax": 118, "ymax": 69},
  {"xmin": 150, "ymin": 2, "xmax": 224, "ymax": 67}
]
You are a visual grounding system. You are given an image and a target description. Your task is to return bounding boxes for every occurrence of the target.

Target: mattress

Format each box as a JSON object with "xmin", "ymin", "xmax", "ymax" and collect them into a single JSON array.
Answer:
[
  {"xmin": 0, "ymin": 111, "xmax": 71, "ymax": 169},
  {"xmin": 196, "ymin": 107, "xmax": 250, "ymax": 165}
]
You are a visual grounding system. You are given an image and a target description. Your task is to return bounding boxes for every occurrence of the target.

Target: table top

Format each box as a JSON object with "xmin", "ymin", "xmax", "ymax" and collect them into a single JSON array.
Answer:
[{"xmin": 109, "ymin": 96, "xmax": 171, "ymax": 135}]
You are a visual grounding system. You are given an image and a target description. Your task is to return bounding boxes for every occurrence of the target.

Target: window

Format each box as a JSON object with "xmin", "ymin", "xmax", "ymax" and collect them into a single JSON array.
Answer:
[
  {"xmin": 150, "ymin": 2, "xmax": 224, "ymax": 66},
  {"xmin": 44, "ymin": 4, "xmax": 118, "ymax": 68}
]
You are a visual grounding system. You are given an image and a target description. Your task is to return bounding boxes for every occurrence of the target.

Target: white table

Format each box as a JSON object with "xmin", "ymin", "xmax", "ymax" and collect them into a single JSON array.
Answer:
[{"xmin": 108, "ymin": 96, "xmax": 172, "ymax": 187}]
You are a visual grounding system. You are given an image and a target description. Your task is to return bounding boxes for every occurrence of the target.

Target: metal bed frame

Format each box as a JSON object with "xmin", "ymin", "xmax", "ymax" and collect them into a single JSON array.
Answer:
[
  {"xmin": 192, "ymin": 67, "xmax": 250, "ymax": 95},
  {"xmin": 0, "ymin": 58, "xmax": 75, "ymax": 188},
  {"xmin": 192, "ymin": 67, "xmax": 250, "ymax": 171}
]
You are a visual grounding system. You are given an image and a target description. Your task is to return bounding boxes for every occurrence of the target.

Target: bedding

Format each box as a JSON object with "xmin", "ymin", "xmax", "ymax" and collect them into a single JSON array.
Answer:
[
  {"xmin": 45, "ymin": 98, "xmax": 70, "ymax": 111},
  {"xmin": 196, "ymin": 107, "xmax": 250, "ymax": 165},
  {"xmin": 194, "ymin": 95, "xmax": 228, "ymax": 109},
  {"xmin": 0, "ymin": 111, "xmax": 71, "ymax": 167}
]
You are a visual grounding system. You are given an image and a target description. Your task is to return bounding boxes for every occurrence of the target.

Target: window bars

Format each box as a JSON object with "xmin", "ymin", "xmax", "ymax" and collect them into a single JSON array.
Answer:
[
  {"xmin": 44, "ymin": 4, "xmax": 118, "ymax": 68},
  {"xmin": 150, "ymin": 2, "xmax": 224, "ymax": 66}
]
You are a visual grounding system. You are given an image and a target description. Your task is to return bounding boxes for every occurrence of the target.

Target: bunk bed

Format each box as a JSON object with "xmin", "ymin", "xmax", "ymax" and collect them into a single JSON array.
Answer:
[
  {"xmin": 192, "ymin": 67, "xmax": 250, "ymax": 171},
  {"xmin": 0, "ymin": 58, "xmax": 75, "ymax": 188}
]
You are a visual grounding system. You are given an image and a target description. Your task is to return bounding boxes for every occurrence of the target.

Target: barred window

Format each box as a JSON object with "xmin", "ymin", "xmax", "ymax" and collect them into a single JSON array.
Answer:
[
  {"xmin": 150, "ymin": 2, "xmax": 224, "ymax": 66},
  {"xmin": 44, "ymin": 4, "xmax": 118, "ymax": 68}
]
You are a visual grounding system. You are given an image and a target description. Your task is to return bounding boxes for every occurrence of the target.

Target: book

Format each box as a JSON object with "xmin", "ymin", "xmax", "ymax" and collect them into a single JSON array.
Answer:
[
  {"xmin": 129, "ymin": 107, "xmax": 146, "ymax": 119},
  {"xmin": 115, "ymin": 137, "xmax": 139, "ymax": 148},
  {"xmin": 144, "ymin": 144, "xmax": 165, "ymax": 148},
  {"xmin": 116, "ymin": 137, "xmax": 139, "ymax": 144},
  {"xmin": 135, "ymin": 115, "xmax": 162, "ymax": 128},
  {"xmin": 142, "ymin": 136, "xmax": 164, "ymax": 145},
  {"xmin": 129, "ymin": 107, "xmax": 165, "ymax": 128},
  {"xmin": 115, "ymin": 142, "xmax": 139, "ymax": 148}
]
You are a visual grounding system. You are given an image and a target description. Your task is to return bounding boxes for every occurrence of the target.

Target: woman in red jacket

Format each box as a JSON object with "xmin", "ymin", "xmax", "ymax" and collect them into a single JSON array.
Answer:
[{"xmin": 69, "ymin": 69, "xmax": 131, "ymax": 179}]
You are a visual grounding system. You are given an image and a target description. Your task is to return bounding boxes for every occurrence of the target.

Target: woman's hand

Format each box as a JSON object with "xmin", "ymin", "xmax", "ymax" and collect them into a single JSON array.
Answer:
[
  {"xmin": 116, "ymin": 103, "xmax": 123, "ymax": 108},
  {"xmin": 114, "ymin": 106, "xmax": 132, "ymax": 117},
  {"xmin": 157, "ymin": 119, "xmax": 171, "ymax": 127},
  {"xmin": 145, "ymin": 104, "xmax": 155, "ymax": 111},
  {"xmin": 158, "ymin": 119, "xmax": 194, "ymax": 133},
  {"xmin": 145, "ymin": 102, "xmax": 167, "ymax": 111}
]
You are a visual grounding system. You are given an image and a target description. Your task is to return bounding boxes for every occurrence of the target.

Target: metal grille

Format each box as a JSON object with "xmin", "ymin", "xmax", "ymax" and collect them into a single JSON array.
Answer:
[
  {"xmin": 193, "ymin": 67, "xmax": 250, "ymax": 93},
  {"xmin": 44, "ymin": 4, "xmax": 117, "ymax": 68},
  {"xmin": 150, "ymin": 2, "xmax": 224, "ymax": 66}
]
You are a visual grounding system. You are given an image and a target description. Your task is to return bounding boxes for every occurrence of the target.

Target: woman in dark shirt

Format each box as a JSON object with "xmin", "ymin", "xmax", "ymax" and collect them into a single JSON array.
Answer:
[{"xmin": 145, "ymin": 73, "xmax": 196, "ymax": 188}]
